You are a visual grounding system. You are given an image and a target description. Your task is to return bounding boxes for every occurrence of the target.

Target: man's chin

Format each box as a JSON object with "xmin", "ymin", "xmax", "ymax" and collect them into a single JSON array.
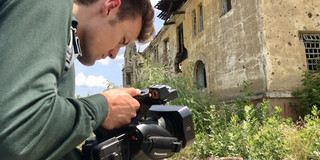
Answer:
[{"xmin": 77, "ymin": 56, "xmax": 95, "ymax": 66}]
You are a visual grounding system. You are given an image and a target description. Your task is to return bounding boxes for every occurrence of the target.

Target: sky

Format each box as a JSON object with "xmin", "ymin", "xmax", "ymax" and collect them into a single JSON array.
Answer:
[{"xmin": 75, "ymin": 0, "xmax": 164, "ymax": 97}]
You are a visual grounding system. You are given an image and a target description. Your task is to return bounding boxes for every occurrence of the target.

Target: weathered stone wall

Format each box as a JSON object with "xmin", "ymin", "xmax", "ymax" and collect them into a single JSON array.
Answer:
[
  {"xmin": 122, "ymin": 43, "xmax": 135, "ymax": 87},
  {"xmin": 141, "ymin": 22, "xmax": 179, "ymax": 73},
  {"xmin": 124, "ymin": 0, "xmax": 320, "ymax": 115},
  {"xmin": 139, "ymin": 0, "xmax": 266, "ymax": 100},
  {"xmin": 217, "ymin": 0, "xmax": 263, "ymax": 99},
  {"xmin": 259, "ymin": 0, "xmax": 320, "ymax": 117},
  {"xmin": 123, "ymin": 43, "xmax": 146, "ymax": 87},
  {"xmin": 261, "ymin": 0, "xmax": 320, "ymax": 93},
  {"xmin": 176, "ymin": 0, "xmax": 266, "ymax": 100}
]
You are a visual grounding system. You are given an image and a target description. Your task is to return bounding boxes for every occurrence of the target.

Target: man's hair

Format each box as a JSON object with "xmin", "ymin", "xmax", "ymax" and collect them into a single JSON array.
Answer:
[{"xmin": 76, "ymin": 0, "xmax": 155, "ymax": 43}]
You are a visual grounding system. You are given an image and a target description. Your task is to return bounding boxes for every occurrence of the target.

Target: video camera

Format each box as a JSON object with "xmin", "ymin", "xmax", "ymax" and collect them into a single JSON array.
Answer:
[{"xmin": 82, "ymin": 85, "xmax": 195, "ymax": 160}]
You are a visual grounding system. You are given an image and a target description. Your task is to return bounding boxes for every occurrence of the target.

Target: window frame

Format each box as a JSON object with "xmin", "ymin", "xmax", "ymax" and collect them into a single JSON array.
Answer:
[{"xmin": 301, "ymin": 33, "xmax": 320, "ymax": 71}]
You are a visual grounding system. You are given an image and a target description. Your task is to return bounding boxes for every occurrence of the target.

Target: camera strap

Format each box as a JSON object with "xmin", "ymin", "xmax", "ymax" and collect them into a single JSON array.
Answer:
[
  {"xmin": 55, "ymin": 26, "xmax": 82, "ymax": 89},
  {"xmin": 63, "ymin": 26, "xmax": 82, "ymax": 75}
]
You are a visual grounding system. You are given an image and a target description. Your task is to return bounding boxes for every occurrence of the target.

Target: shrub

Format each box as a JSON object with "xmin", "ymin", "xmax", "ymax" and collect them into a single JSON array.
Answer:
[
  {"xmin": 133, "ymin": 60, "xmax": 215, "ymax": 133},
  {"xmin": 299, "ymin": 106, "xmax": 320, "ymax": 159},
  {"xmin": 199, "ymin": 102, "xmax": 291, "ymax": 160},
  {"xmin": 133, "ymin": 58, "xmax": 320, "ymax": 159},
  {"xmin": 292, "ymin": 71, "xmax": 320, "ymax": 115}
]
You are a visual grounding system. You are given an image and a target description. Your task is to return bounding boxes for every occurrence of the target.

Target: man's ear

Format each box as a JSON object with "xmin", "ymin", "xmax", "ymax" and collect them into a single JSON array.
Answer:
[{"xmin": 101, "ymin": 0, "xmax": 121, "ymax": 16}]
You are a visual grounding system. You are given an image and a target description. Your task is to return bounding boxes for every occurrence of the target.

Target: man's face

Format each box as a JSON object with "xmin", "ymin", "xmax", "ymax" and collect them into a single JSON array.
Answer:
[{"xmin": 77, "ymin": 15, "xmax": 142, "ymax": 66}]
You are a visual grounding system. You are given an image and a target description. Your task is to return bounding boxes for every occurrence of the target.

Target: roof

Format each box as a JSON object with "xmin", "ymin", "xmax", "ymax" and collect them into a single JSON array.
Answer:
[{"xmin": 154, "ymin": 0, "xmax": 187, "ymax": 24}]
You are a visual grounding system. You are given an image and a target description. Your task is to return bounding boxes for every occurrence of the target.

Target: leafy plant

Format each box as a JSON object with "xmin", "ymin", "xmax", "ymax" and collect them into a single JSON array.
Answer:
[
  {"xmin": 133, "ymin": 58, "xmax": 320, "ymax": 159},
  {"xmin": 299, "ymin": 106, "xmax": 320, "ymax": 159},
  {"xmin": 292, "ymin": 70, "xmax": 320, "ymax": 115},
  {"xmin": 133, "ymin": 60, "xmax": 215, "ymax": 133}
]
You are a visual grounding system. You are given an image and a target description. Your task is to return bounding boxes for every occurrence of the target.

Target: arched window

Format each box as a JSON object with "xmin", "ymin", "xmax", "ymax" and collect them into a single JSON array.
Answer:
[{"xmin": 195, "ymin": 61, "xmax": 207, "ymax": 88}]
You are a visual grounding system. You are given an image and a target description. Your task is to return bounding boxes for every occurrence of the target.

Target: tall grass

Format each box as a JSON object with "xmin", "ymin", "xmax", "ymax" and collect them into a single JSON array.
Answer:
[{"xmin": 133, "ymin": 59, "xmax": 320, "ymax": 159}]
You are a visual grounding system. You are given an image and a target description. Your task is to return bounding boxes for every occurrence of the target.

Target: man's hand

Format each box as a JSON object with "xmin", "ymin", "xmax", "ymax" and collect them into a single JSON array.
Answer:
[{"xmin": 99, "ymin": 88, "xmax": 140, "ymax": 130}]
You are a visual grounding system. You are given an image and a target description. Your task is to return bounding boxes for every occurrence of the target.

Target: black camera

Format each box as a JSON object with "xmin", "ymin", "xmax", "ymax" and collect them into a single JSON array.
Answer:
[{"xmin": 82, "ymin": 85, "xmax": 195, "ymax": 160}]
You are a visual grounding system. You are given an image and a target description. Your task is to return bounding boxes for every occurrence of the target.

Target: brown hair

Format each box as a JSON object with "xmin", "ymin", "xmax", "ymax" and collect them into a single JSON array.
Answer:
[{"xmin": 76, "ymin": 0, "xmax": 155, "ymax": 43}]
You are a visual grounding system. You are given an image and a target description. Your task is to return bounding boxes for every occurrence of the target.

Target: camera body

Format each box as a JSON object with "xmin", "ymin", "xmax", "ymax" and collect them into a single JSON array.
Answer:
[{"xmin": 82, "ymin": 85, "xmax": 195, "ymax": 160}]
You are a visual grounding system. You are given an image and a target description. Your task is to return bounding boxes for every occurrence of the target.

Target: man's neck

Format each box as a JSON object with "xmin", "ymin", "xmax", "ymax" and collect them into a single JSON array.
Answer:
[{"xmin": 72, "ymin": 1, "xmax": 103, "ymax": 37}]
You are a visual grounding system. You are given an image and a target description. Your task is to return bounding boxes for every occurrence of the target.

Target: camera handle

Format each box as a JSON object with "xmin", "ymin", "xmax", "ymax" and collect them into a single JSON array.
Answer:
[
  {"xmin": 131, "ymin": 89, "xmax": 157, "ymax": 124},
  {"xmin": 131, "ymin": 85, "xmax": 178, "ymax": 124},
  {"xmin": 95, "ymin": 85, "xmax": 177, "ymax": 140},
  {"xmin": 143, "ymin": 136, "xmax": 182, "ymax": 153},
  {"xmin": 131, "ymin": 89, "xmax": 149, "ymax": 124}
]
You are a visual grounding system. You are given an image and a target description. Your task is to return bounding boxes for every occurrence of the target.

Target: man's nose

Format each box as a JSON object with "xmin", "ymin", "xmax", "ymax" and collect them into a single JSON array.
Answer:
[{"xmin": 108, "ymin": 46, "xmax": 121, "ymax": 59}]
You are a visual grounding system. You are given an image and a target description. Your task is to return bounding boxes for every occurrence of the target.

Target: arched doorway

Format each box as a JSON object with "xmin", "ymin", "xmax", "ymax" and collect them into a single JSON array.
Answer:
[{"xmin": 195, "ymin": 60, "xmax": 207, "ymax": 88}]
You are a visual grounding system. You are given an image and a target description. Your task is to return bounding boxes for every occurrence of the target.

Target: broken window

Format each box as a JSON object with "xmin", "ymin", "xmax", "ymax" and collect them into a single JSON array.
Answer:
[
  {"xmin": 175, "ymin": 24, "xmax": 188, "ymax": 73},
  {"xmin": 302, "ymin": 34, "xmax": 320, "ymax": 71},
  {"xmin": 192, "ymin": 10, "xmax": 197, "ymax": 36},
  {"xmin": 221, "ymin": 0, "xmax": 232, "ymax": 15},
  {"xmin": 199, "ymin": 4, "xmax": 204, "ymax": 32},
  {"xmin": 196, "ymin": 60, "xmax": 207, "ymax": 88}
]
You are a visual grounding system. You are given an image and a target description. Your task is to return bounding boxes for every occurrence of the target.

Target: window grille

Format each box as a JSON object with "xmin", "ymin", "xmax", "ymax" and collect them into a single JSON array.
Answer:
[{"xmin": 302, "ymin": 34, "xmax": 320, "ymax": 71}]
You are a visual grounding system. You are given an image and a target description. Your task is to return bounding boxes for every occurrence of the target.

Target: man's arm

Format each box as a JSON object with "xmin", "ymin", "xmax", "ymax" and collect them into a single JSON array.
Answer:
[{"xmin": 0, "ymin": 0, "xmax": 137, "ymax": 159}]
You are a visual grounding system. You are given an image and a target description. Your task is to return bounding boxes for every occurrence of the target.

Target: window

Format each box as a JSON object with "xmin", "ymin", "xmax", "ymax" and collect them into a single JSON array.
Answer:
[
  {"xmin": 175, "ymin": 24, "xmax": 188, "ymax": 73},
  {"xmin": 192, "ymin": 10, "xmax": 197, "ymax": 36},
  {"xmin": 302, "ymin": 34, "xmax": 320, "ymax": 71},
  {"xmin": 126, "ymin": 73, "xmax": 132, "ymax": 86},
  {"xmin": 164, "ymin": 38, "xmax": 169, "ymax": 65},
  {"xmin": 199, "ymin": 4, "xmax": 204, "ymax": 31},
  {"xmin": 196, "ymin": 61, "xmax": 207, "ymax": 88},
  {"xmin": 128, "ymin": 50, "xmax": 131, "ymax": 62},
  {"xmin": 221, "ymin": 0, "xmax": 232, "ymax": 15},
  {"xmin": 154, "ymin": 46, "xmax": 159, "ymax": 63},
  {"xmin": 177, "ymin": 24, "xmax": 184, "ymax": 54}
]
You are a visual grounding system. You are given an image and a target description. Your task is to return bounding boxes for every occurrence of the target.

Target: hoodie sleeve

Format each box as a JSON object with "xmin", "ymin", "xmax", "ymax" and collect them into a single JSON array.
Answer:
[{"xmin": 0, "ymin": 0, "xmax": 108, "ymax": 159}]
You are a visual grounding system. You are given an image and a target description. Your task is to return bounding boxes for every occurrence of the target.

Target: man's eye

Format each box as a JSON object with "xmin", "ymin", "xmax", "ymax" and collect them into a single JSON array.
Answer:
[{"xmin": 121, "ymin": 38, "xmax": 125, "ymax": 44}]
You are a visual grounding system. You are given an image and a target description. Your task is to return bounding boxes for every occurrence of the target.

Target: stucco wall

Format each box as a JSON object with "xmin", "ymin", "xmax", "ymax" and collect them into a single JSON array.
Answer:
[
  {"xmin": 179, "ymin": 0, "xmax": 266, "ymax": 99},
  {"xmin": 137, "ymin": 0, "xmax": 267, "ymax": 99},
  {"xmin": 126, "ymin": 0, "xmax": 320, "ymax": 103},
  {"xmin": 261, "ymin": 0, "xmax": 320, "ymax": 93}
]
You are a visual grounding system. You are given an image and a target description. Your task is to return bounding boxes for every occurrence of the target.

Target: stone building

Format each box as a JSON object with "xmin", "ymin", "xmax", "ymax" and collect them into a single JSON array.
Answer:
[
  {"xmin": 123, "ymin": 0, "xmax": 320, "ymax": 119},
  {"xmin": 122, "ymin": 43, "xmax": 144, "ymax": 87}
]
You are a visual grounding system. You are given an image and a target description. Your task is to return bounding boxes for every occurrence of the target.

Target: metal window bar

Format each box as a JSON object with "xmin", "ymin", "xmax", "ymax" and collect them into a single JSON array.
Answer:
[{"xmin": 302, "ymin": 34, "xmax": 320, "ymax": 71}]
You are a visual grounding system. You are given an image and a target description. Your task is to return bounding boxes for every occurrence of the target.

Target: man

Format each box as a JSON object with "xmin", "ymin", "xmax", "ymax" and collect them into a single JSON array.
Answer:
[{"xmin": 0, "ymin": 0, "xmax": 155, "ymax": 159}]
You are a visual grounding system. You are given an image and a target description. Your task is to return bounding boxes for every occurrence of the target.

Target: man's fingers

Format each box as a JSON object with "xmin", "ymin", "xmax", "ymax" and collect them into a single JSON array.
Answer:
[
  {"xmin": 99, "ymin": 87, "xmax": 142, "ymax": 130},
  {"xmin": 120, "ymin": 87, "xmax": 141, "ymax": 96}
]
